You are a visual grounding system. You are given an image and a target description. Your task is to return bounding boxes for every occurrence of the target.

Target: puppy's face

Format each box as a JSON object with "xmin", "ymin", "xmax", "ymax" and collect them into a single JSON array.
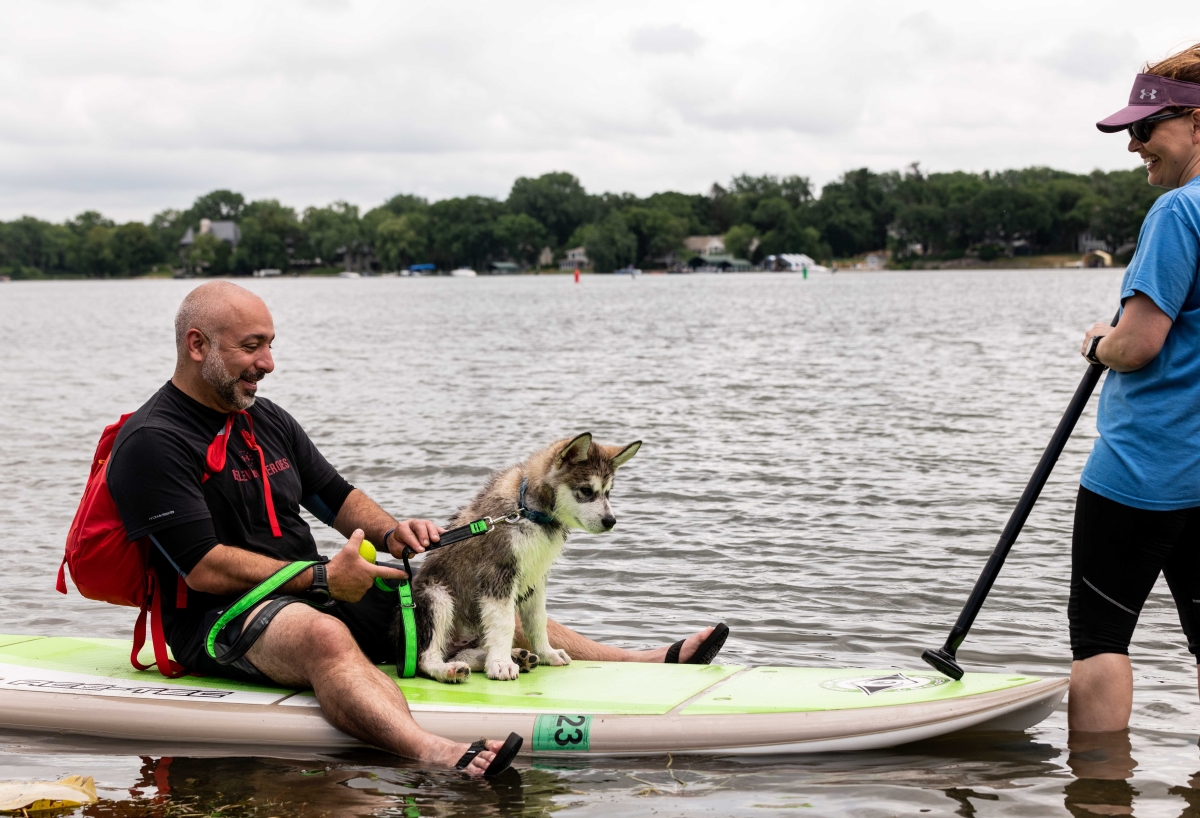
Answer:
[{"xmin": 550, "ymin": 433, "xmax": 640, "ymax": 534}]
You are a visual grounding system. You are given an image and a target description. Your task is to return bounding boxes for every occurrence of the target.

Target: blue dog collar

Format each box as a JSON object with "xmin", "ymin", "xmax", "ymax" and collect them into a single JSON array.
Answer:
[{"xmin": 519, "ymin": 479, "xmax": 556, "ymax": 526}]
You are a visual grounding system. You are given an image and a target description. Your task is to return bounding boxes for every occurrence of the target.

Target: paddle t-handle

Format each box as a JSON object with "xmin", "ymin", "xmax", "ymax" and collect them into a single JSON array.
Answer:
[{"xmin": 922, "ymin": 310, "xmax": 1121, "ymax": 680}]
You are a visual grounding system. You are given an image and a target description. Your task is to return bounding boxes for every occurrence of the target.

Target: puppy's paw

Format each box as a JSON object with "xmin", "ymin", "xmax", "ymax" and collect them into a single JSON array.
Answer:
[
  {"xmin": 429, "ymin": 662, "xmax": 471, "ymax": 684},
  {"xmin": 539, "ymin": 647, "xmax": 571, "ymax": 667},
  {"xmin": 487, "ymin": 657, "xmax": 521, "ymax": 681},
  {"xmin": 512, "ymin": 648, "xmax": 539, "ymax": 673}
]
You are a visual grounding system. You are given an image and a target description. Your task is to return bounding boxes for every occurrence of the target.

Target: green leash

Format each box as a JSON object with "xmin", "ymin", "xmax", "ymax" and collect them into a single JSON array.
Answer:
[
  {"xmin": 369, "ymin": 572, "xmax": 418, "ymax": 678},
  {"xmin": 370, "ymin": 517, "xmax": 498, "ymax": 678},
  {"xmin": 205, "ymin": 560, "xmax": 318, "ymax": 661},
  {"xmin": 205, "ymin": 516, "xmax": 501, "ymax": 675},
  {"xmin": 396, "ymin": 578, "xmax": 417, "ymax": 678}
]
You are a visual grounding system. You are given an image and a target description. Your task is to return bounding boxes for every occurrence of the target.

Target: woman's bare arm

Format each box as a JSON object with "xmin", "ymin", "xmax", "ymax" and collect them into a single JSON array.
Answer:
[{"xmin": 1081, "ymin": 293, "xmax": 1173, "ymax": 372}]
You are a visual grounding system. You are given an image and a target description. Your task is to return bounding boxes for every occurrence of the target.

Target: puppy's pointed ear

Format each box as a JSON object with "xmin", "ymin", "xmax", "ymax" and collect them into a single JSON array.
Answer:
[
  {"xmin": 611, "ymin": 441, "xmax": 641, "ymax": 468},
  {"xmin": 557, "ymin": 433, "xmax": 592, "ymax": 466}
]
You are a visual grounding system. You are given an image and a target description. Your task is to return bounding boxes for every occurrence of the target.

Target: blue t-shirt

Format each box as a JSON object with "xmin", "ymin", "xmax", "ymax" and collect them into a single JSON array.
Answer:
[{"xmin": 1081, "ymin": 176, "xmax": 1200, "ymax": 510}]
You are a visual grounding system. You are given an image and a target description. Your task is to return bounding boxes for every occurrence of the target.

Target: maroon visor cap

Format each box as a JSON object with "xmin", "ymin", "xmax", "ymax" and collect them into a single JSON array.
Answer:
[{"xmin": 1097, "ymin": 73, "xmax": 1200, "ymax": 132}]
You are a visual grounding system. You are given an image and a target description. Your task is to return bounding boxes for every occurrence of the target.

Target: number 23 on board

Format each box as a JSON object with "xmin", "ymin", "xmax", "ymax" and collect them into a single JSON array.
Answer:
[{"xmin": 533, "ymin": 714, "xmax": 593, "ymax": 752}]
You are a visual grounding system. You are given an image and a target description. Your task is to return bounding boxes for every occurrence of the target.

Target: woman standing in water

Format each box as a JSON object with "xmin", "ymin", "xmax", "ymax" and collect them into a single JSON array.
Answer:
[{"xmin": 1072, "ymin": 43, "xmax": 1200, "ymax": 731}]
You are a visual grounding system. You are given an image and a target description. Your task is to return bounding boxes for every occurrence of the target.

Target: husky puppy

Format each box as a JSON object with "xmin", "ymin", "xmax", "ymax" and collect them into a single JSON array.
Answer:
[{"xmin": 403, "ymin": 432, "xmax": 640, "ymax": 683}]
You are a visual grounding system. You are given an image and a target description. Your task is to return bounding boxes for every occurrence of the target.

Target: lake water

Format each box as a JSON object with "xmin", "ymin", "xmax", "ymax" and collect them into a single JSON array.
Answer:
[{"xmin": 2, "ymin": 270, "xmax": 1198, "ymax": 817}]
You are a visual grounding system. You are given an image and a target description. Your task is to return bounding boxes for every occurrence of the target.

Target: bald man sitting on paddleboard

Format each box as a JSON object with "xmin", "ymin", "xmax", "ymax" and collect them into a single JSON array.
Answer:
[{"xmin": 104, "ymin": 280, "xmax": 722, "ymax": 775}]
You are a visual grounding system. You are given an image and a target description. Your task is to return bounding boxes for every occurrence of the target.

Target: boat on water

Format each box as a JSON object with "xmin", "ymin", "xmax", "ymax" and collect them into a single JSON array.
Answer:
[
  {"xmin": 614, "ymin": 266, "xmax": 642, "ymax": 276},
  {"xmin": 763, "ymin": 254, "xmax": 831, "ymax": 274},
  {"xmin": 0, "ymin": 635, "xmax": 1065, "ymax": 756},
  {"xmin": 450, "ymin": 268, "xmax": 477, "ymax": 277},
  {"xmin": 337, "ymin": 271, "xmax": 361, "ymax": 279}
]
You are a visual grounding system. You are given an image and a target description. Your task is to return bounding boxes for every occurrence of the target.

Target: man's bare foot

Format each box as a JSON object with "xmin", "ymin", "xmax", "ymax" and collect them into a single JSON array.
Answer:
[
  {"xmin": 633, "ymin": 626, "xmax": 716, "ymax": 663},
  {"xmin": 426, "ymin": 735, "xmax": 506, "ymax": 777}
]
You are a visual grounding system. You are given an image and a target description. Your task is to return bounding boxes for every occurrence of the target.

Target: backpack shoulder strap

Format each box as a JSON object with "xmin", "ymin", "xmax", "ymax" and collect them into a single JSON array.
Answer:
[{"xmin": 131, "ymin": 569, "xmax": 187, "ymax": 678}]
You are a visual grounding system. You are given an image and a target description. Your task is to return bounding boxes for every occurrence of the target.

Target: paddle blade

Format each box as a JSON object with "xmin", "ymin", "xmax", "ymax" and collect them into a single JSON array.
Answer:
[{"xmin": 922, "ymin": 648, "xmax": 964, "ymax": 681}]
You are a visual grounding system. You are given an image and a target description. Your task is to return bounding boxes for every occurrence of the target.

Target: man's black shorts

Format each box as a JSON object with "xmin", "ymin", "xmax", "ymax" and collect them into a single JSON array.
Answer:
[
  {"xmin": 171, "ymin": 582, "xmax": 401, "ymax": 684},
  {"xmin": 1069, "ymin": 485, "xmax": 1200, "ymax": 662}
]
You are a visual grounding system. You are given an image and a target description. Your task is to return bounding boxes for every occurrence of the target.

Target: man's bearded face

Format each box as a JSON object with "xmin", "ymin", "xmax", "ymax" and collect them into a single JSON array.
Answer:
[{"xmin": 201, "ymin": 343, "xmax": 266, "ymax": 410}]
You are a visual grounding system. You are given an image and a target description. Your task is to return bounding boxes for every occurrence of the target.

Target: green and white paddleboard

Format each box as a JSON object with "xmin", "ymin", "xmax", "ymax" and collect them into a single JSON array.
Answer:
[{"xmin": 0, "ymin": 635, "xmax": 1065, "ymax": 755}]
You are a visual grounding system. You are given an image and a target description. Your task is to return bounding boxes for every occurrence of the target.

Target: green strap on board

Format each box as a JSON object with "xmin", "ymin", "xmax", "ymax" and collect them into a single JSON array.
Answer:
[
  {"xmin": 397, "ymin": 579, "xmax": 417, "ymax": 678},
  {"xmin": 205, "ymin": 560, "xmax": 317, "ymax": 660},
  {"xmin": 374, "ymin": 575, "xmax": 417, "ymax": 677},
  {"xmin": 365, "ymin": 520, "xmax": 499, "ymax": 680}
]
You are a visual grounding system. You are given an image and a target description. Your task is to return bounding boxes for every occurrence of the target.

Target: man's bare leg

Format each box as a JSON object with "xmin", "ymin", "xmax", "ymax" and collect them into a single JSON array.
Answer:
[
  {"xmin": 245, "ymin": 603, "xmax": 506, "ymax": 776},
  {"xmin": 514, "ymin": 618, "xmax": 719, "ymax": 663}
]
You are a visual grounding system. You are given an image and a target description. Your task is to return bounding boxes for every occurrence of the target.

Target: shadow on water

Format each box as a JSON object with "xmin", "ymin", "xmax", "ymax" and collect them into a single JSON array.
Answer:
[
  {"xmin": 1172, "ymin": 774, "xmax": 1200, "ymax": 818},
  {"xmin": 1063, "ymin": 730, "xmax": 1139, "ymax": 818},
  {"xmin": 78, "ymin": 753, "xmax": 577, "ymax": 818}
]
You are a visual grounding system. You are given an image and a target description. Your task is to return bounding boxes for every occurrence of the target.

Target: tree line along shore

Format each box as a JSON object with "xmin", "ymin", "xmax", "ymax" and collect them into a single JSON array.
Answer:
[{"xmin": 0, "ymin": 166, "xmax": 1160, "ymax": 279}]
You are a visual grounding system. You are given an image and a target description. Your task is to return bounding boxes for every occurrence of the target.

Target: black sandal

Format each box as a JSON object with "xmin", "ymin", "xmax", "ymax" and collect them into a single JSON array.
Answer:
[
  {"xmin": 456, "ymin": 732, "xmax": 523, "ymax": 778},
  {"xmin": 665, "ymin": 622, "xmax": 729, "ymax": 665}
]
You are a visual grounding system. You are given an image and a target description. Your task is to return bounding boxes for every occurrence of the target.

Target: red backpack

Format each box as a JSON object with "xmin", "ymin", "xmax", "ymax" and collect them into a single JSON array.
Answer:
[{"xmin": 57, "ymin": 412, "xmax": 246, "ymax": 678}]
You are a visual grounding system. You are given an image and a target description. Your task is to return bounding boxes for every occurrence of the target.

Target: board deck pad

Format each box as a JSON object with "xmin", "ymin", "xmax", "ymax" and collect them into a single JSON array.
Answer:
[
  {"xmin": 284, "ymin": 662, "xmax": 738, "ymax": 714},
  {"xmin": 683, "ymin": 667, "xmax": 1038, "ymax": 714},
  {"xmin": 0, "ymin": 636, "xmax": 1041, "ymax": 716},
  {"xmin": 0, "ymin": 636, "xmax": 738, "ymax": 714}
]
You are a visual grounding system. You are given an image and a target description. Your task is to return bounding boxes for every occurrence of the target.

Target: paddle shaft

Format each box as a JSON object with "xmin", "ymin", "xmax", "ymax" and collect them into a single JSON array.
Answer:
[{"xmin": 936, "ymin": 311, "xmax": 1120, "ymax": 658}]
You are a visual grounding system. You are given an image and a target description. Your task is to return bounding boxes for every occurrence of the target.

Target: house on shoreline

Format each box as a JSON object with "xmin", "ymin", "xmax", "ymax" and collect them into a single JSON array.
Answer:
[
  {"xmin": 179, "ymin": 218, "xmax": 241, "ymax": 252},
  {"xmin": 684, "ymin": 235, "xmax": 725, "ymax": 255},
  {"xmin": 559, "ymin": 246, "xmax": 590, "ymax": 271}
]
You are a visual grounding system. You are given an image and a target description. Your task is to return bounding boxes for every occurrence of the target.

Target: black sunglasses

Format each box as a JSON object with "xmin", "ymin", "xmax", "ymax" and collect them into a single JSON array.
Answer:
[{"xmin": 1129, "ymin": 109, "xmax": 1193, "ymax": 142}]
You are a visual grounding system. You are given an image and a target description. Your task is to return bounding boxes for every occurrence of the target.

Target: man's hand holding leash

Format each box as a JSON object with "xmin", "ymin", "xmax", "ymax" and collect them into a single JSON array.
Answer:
[{"xmin": 383, "ymin": 519, "xmax": 446, "ymax": 558}]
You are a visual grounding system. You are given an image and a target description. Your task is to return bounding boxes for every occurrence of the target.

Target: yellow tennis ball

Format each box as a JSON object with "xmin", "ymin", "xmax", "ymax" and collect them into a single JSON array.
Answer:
[{"xmin": 359, "ymin": 540, "xmax": 377, "ymax": 564}]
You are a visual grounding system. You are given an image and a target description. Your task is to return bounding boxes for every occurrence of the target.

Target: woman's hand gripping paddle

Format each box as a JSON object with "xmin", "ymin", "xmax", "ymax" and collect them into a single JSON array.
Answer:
[{"xmin": 921, "ymin": 311, "xmax": 1120, "ymax": 680}]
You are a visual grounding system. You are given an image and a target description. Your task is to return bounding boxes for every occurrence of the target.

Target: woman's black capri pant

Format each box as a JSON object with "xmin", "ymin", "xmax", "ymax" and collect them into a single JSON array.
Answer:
[{"xmin": 1070, "ymin": 485, "xmax": 1200, "ymax": 662}]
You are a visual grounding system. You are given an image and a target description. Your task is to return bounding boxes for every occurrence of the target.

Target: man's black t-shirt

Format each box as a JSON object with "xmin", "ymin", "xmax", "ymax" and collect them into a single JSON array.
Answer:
[{"xmin": 107, "ymin": 381, "xmax": 352, "ymax": 648}]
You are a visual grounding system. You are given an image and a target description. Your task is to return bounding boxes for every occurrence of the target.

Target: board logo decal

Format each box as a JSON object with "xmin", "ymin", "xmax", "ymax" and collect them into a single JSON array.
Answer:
[
  {"xmin": 819, "ymin": 672, "xmax": 950, "ymax": 696},
  {"xmin": 0, "ymin": 663, "xmax": 291, "ymax": 706},
  {"xmin": 533, "ymin": 714, "xmax": 592, "ymax": 752},
  {"xmin": 2, "ymin": 677, "xmax": 236, "ymax": 699}
]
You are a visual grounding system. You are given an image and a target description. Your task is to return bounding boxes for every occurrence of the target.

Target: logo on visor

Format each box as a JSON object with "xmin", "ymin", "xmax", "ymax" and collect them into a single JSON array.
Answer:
[{"xmin": 1140, "ymin": 89, "xmax": 1158, "ymax": 100}]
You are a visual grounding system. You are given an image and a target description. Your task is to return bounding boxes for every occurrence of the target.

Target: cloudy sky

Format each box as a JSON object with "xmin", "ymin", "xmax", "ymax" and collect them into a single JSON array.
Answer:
[{"xmin": 1, "ymin": 0, "xmax": 1197, "ymax": 221}]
